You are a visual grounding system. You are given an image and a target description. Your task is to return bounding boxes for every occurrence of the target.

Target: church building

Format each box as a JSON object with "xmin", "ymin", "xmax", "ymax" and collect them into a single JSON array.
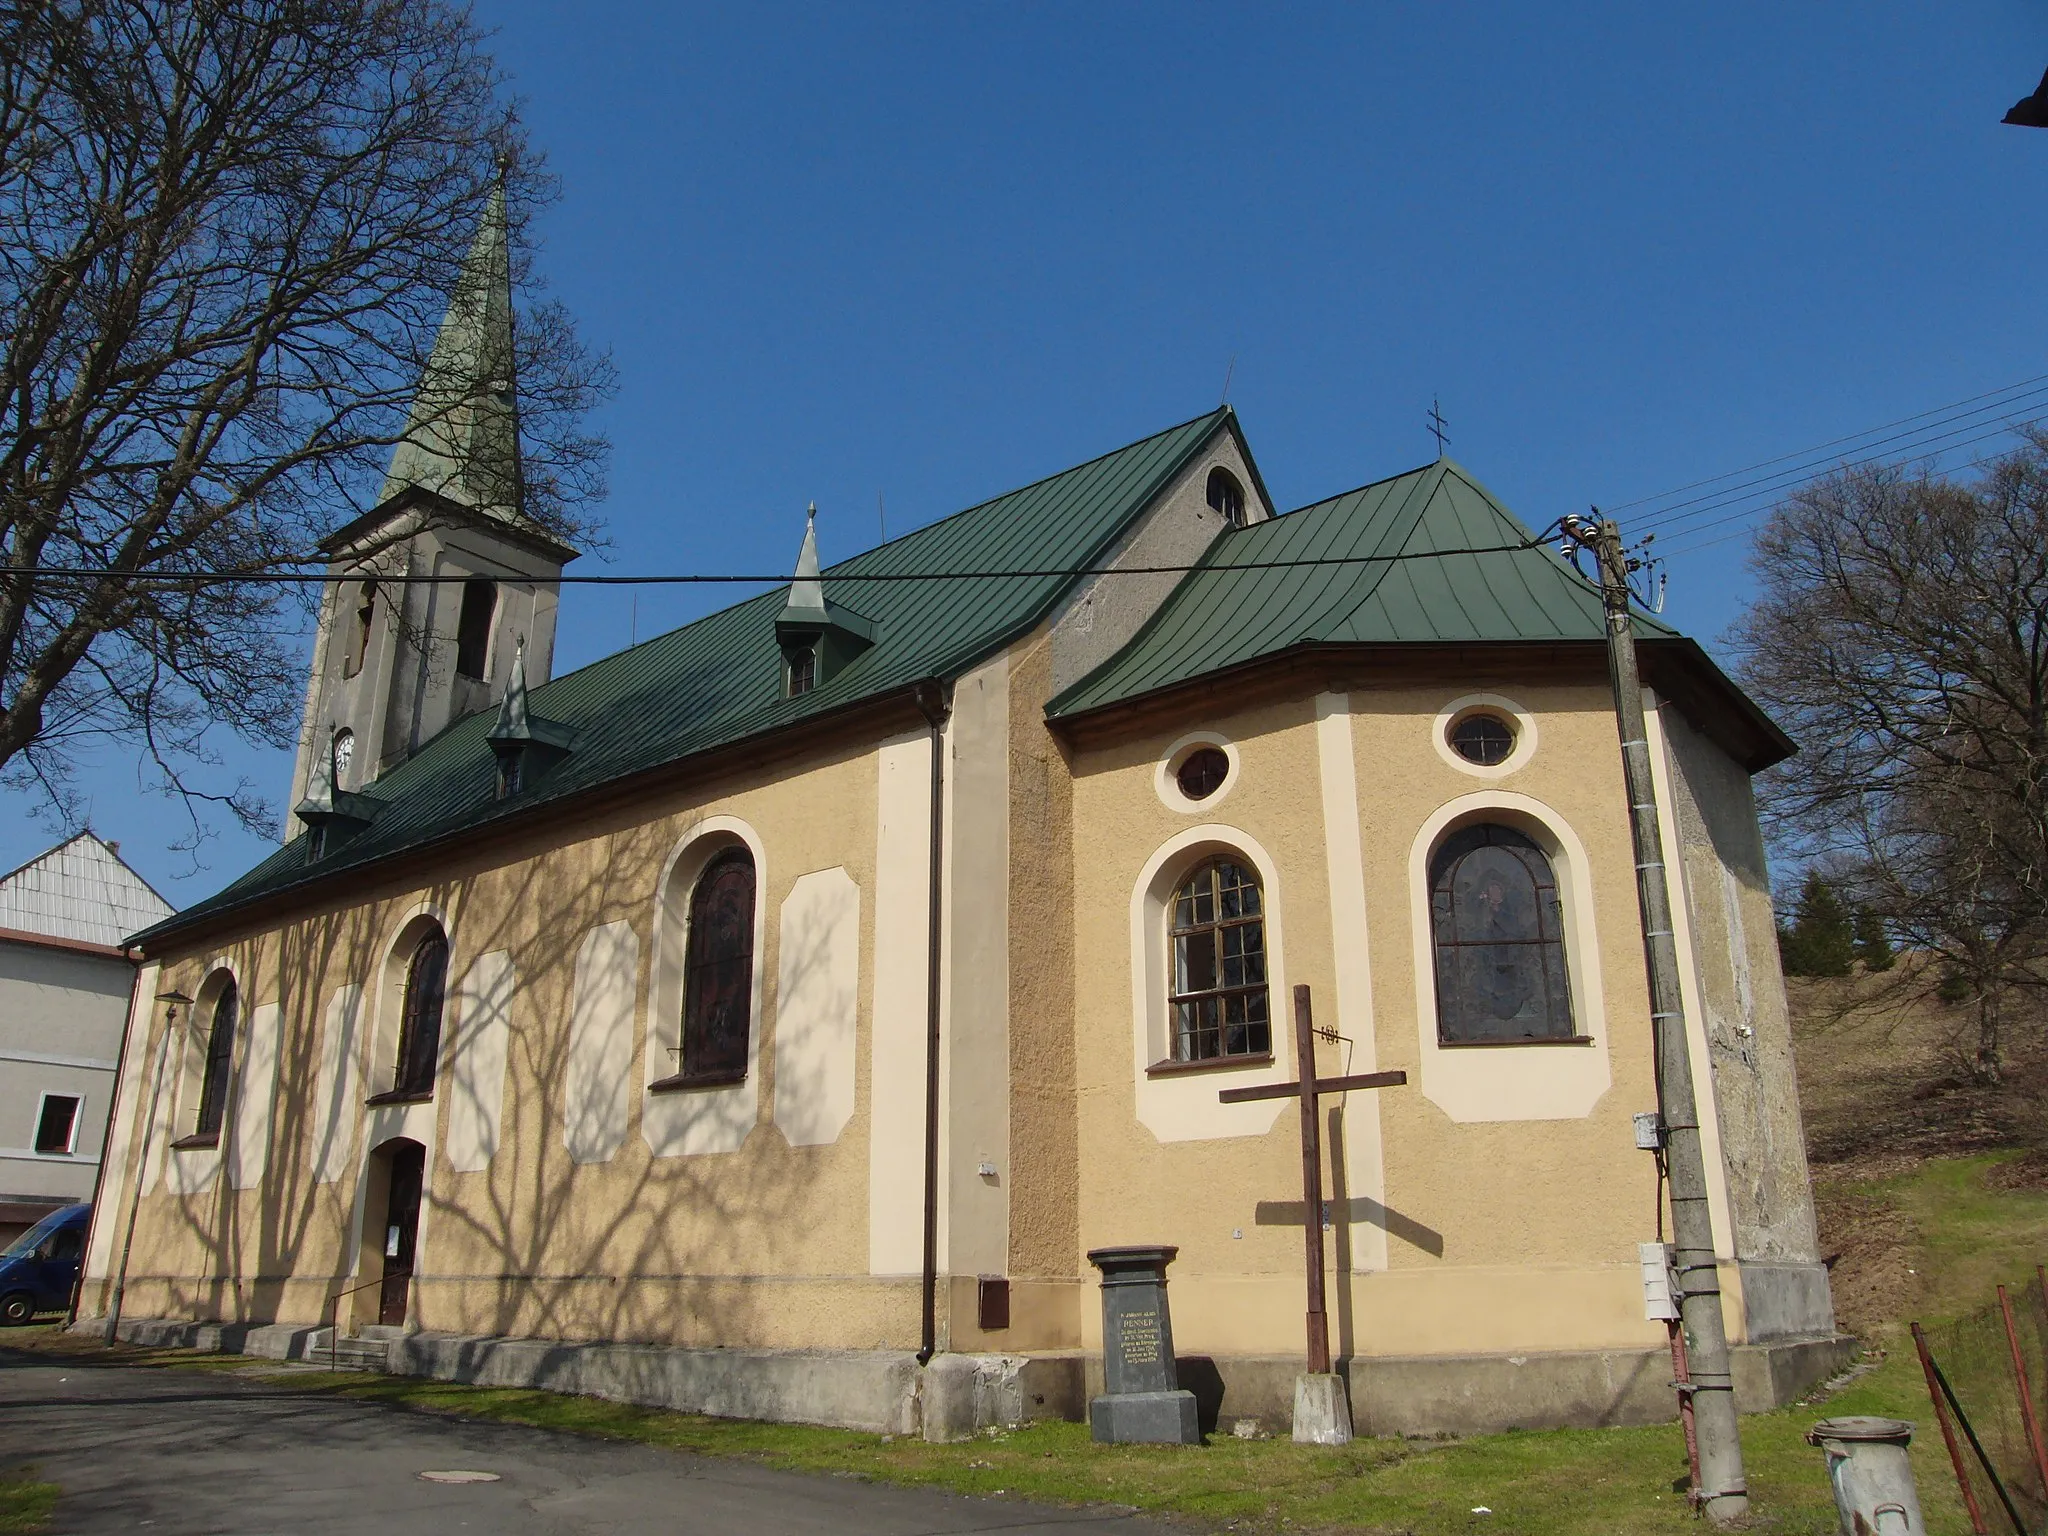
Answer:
[{"xmin": 77, "ymin": 197, "xmax": 1844, "ymax": 1437}]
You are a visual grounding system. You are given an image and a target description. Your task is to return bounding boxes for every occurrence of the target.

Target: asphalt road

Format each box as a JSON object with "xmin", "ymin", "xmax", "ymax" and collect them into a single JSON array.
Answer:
[{"xmin": 0, "ymin": 1350, "xmax": 1167, "ymax": 1535}]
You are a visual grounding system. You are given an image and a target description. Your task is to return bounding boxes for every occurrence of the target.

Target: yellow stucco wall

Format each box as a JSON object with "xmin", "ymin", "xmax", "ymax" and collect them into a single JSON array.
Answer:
[
  {"xmin": 90, "ymin": 648, "xmax": 1814, "ymax": 1369},
  {"xmin": 1067, "ymin": 679, "xmax": 1730, "ymax": 1360},
  {"xmin": 100, "ymin": 732, "xmax": 921, "ymax": 1351}
]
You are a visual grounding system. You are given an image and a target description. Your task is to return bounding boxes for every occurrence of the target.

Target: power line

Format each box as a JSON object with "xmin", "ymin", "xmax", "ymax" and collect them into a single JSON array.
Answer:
[
  {"xmin": 1656, "ymin": 445, "xmax": 2015, "ymax": 561},
  {"xmin": 1609, "ymin": 371, "xmax": 2048, "ymax": 519},
  {"xmin": 1631, "ymin": 386, "xmax": 2048, "ymax": 536},
  {"xmin": 0, "ymin": 530, "xmax": 1562, "ymax": 590},
  {"xmin": 1636, "ymin": 416, "xmax": 2040, "ymax": 551}
]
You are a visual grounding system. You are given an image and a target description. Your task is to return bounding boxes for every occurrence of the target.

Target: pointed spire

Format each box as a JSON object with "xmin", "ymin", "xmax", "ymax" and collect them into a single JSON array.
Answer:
[
  {"xmin": 785, "ymin": 502, "xmax": 825, "ymax": 615},
  {"xmin": 381, "ymin": 186, "xmax": 523, "ymax": 520},
  {"xmin": 492, "ymin": 638, "xmax": 532, "ymax": 740}
]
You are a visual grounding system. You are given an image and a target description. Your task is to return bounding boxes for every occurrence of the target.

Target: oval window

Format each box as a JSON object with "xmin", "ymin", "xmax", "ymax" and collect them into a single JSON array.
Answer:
[
  {"xmin": 1176, "ymin": 747, "xmax": 1231, "ymax": 800},
  {"xmin": 1450, "ymin": 712, "xmax": 1516, "ymax": 766}
]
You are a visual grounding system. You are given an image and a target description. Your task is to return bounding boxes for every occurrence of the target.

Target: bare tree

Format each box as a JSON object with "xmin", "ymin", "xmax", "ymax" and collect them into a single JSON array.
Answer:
[
  {"xmin": 0, "ymin": 0, "xmax": 612, "ymax": 845},
  {"xmin": 1733, "ymin": 432, "xmax": 2048, "ymax": 1075}
]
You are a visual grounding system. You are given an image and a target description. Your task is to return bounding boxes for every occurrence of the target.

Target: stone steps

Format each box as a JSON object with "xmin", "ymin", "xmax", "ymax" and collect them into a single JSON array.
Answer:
[{"xmin": 317, "ymin": 1335, "xmax": 393, "ymax": 1372}]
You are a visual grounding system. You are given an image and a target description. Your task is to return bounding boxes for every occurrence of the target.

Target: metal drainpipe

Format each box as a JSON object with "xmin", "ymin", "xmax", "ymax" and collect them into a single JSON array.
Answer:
[{"xmin": 914, "ymin": 681, "xmax": 951, "ymax": 1366}]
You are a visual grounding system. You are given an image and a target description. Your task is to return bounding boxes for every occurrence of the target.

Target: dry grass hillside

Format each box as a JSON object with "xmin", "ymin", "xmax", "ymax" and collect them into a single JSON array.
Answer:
[{"xmin": 1790, "ymin": 960, "xmax": 2048, "ymax": 1337}]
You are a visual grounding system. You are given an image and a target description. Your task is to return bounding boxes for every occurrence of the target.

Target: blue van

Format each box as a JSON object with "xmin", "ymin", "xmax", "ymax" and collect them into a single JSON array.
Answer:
[{"xmin": 0, "ymin": 1203, "xmax": 90, "ymax": 1325}]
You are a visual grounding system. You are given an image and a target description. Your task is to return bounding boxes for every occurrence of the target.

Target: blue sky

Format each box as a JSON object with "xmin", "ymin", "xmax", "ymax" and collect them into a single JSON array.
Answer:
[{"xmin": 11, "ymin": 2, "xmax": 2048, "ymax": 905}]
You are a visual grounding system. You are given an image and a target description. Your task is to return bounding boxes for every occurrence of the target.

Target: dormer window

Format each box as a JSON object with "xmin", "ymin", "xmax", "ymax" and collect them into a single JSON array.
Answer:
[
  {"xmin": 455, "ymin": 579, "xmax": 496, "ymax": 680},
  {"xmin": 787, "ymin": 645, "xmax": 817, "ymax": 698},
  {"xmin": 1207, "ymin": 467, "xmax": 1247, "ymax": 529}
]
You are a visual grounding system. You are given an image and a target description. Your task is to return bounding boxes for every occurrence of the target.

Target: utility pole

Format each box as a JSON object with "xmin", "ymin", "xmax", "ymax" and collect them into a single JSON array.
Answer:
[{"xmin": 1569, "ymin": 513, "xmax": 1749, "ymax": 1523}]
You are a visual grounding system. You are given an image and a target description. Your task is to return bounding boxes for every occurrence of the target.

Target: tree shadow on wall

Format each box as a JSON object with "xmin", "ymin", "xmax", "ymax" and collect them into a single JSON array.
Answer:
[{"xmin": 131, "ymin": 767, "xmax": 882, "ymax": 1366}]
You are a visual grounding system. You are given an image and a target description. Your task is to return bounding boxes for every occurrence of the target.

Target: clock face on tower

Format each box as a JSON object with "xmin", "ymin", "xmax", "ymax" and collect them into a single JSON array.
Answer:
[{"xmin": 331, "ymin": 728, "xmax": 354, "ymax": 788}]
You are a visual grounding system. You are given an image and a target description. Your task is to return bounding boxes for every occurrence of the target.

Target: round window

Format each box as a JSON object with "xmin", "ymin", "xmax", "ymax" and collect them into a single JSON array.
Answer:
[
  {"xmin": 1175, "ymin": 747, "xmax": 1231, "ymax": 800},
  {"xmin": 1449, "ymin": 712, "xmax": 1515, "ymax": 766}
]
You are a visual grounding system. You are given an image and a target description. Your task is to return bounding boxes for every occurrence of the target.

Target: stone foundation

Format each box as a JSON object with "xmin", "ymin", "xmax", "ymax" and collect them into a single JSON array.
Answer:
[{"xmin": 76, "ymin": 1316, "xmax": 1856, "ymax": 1441}]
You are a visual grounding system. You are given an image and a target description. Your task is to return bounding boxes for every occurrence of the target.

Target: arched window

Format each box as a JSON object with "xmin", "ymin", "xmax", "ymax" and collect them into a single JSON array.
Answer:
[
  {"xmin": 679, "ymin": 848, "xmax": 756, "ymax": 1079},
  {"xmin": 455, "ymin": 579, "xmax": 496, "ymax": 680},
  {"xmin": 392, "ymin": 930, "xmax": 449, "ymax": 1096},
  {"xmin": 344, "ymin": 581, "xmax": 376, "ymax": 679},
  {"xmin": 1429, "ymin": 824, "xmax": 1575, "ymax": 1043},
  {"xmin": 194, "ymin": 980, "xmax": 238, "ymax": 1137},
  {"xmin": 1206, "ymin": 467, "xmax": 1247, "ymax": 529},
  {"xmin": 1168, "ymin": 857, "xmax": 1269, "ymax": 1061}
]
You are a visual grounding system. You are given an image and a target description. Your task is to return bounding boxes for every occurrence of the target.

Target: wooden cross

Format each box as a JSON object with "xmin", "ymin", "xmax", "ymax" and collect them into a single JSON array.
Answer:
[{"xmin": 1219, "ymin": 983, "xmax": 1405, "ymax": 1375}]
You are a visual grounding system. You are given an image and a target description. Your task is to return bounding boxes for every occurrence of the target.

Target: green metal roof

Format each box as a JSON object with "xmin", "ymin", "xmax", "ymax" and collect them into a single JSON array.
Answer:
[
  {"xmin": 143, "ymin": 408, "xmax": 1236, "ymax": 945},
  {"xmin": 1047, "ymin": 457, "xmax": 1678, "ymax": 718}
]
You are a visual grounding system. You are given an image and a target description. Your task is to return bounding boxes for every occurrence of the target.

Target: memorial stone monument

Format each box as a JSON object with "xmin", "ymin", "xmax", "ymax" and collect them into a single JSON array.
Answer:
[{"xmin": 1087, "ymin": 1245, "xmax": 1201, "ymax": 1445}]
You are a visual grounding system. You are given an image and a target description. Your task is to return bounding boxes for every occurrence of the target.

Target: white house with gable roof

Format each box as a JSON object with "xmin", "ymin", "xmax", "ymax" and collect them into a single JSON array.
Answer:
[{"xmin": 0, "ymin": 833, "xmax": 170, "ymax": 1246}]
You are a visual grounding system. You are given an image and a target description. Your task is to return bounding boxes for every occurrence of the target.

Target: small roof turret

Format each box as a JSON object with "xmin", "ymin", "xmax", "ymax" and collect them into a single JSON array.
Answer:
[
  {"xmin": 774, "ymin": 503, "xmax": 875, "ymax": 694},
  {"xmin": 486, "ymin": 638, "xmax": 575, "ymax": 796}
]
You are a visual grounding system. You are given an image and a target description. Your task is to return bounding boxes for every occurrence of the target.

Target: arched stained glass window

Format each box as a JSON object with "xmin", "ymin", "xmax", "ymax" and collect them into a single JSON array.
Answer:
[
  {"xmin": 393, "ymin": 931, "xmax": 448, "ymax": 1096},
  {"xmin": 681, "ymin": 848, "xmax": 756, "ymax": 1079},
  {"xmin": 194, "ymin": 980, "xmax": 238, "ymax": 1136},
  {"xmin": 1169, "ymin": 858, "xmax": 1270, "ymax": 1061},
  {"xmin": 1429, "ymin": 824, "xmax": 1575, "ymax": 1043}
]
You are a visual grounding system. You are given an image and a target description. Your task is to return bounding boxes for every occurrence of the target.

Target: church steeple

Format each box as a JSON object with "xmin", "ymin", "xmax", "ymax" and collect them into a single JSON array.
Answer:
[
  {"xmin": 380, "ymin": 183, "xmax": 522, "ymax": 521},
  {"xmin": 287, "ymin": 185, "xmax": 574, "ymax": 831}
]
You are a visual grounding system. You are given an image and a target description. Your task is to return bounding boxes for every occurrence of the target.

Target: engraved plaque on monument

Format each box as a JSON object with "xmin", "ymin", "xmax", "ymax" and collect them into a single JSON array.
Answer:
[{"xmin": 1087, "ymin": 1245, "xmax": 1201, "ymax": 1444}]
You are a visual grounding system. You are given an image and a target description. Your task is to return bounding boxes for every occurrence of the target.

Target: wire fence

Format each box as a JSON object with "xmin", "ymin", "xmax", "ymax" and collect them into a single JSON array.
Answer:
[{"xmin": 1914, "ymin": 1271, "xmax": 2048, "ymax": 1534}]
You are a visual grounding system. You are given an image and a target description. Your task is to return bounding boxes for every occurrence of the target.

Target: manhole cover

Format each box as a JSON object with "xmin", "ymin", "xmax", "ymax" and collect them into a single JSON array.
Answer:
[{"xmin": 418, "ymin": 1470, "xmax": 501, "ymax": 1484}]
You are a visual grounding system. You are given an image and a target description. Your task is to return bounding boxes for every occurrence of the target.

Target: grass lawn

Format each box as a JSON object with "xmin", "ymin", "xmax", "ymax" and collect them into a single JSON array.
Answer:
[
  {"xmin": 0, "ymin": 1468, "xmax": 58, "ymax": 1535},
  {"xmin": 0, "ymin": 1323, "xmax": 1965, "ymax": 1534}
]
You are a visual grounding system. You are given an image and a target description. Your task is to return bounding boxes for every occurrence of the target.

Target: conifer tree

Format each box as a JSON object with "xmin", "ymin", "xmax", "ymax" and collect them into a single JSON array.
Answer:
[
  {"xmin": 1779, "ymin": 872, "xmax": 1855, "ymax": 977},
  {"xmin": 1853, "ymin": 907, "xmax": 1896, "ymax": 972}
]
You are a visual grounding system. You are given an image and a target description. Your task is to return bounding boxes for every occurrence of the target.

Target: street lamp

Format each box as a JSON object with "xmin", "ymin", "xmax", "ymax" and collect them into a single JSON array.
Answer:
[
  {"xmin": 2004, "ymin": 66, "xmax": 2048, "ymax": 127},
  {"xmin": 104, "ymin": 988, "xmax": 192, "ymax": 1344}
]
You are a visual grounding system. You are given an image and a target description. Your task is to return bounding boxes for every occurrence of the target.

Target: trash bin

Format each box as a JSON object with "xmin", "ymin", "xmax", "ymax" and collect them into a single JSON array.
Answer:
[{"xmin": 1806, "ymin": 1416, "xmax": 1924, "ymax": 1536}]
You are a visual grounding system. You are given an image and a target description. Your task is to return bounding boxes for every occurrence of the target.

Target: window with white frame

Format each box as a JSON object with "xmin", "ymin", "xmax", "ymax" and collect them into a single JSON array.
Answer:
[{"xmin": 33, "ymin": 1094, "xmax": 80, "ymax": 1154}]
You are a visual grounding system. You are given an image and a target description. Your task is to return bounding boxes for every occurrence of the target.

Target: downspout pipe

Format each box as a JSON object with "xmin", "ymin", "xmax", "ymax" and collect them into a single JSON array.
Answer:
[{"xmin": 913, "ymin": 680, "xmax": 951, "ymax": 1366}]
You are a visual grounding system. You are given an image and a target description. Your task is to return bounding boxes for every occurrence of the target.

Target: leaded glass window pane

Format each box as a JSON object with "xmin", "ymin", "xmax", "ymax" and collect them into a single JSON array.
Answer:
[
  {"xmin": 394, "ymin": 932, "xmax": 448, "ymax": 1095},
  {"xmin": 1168, "ymin": 858, "xmax": 1271, "ymax": 1062},
  {"xmin": 195, "ymin": 982, "xmax": 237, "ymax": 1135},
  {"xmin": 682, "ymin": 848, "xmax": 756, "ymax": 1077},
  {"xmin": 1428, "ymin": 824, "xmax": 1575, "ymax": 1042}
]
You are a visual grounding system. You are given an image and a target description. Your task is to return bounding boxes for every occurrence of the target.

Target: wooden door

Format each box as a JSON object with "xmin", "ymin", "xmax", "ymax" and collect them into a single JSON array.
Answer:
[{"xmin": 378, "ymin": 1142, "xmax": 424, "ymax": 1326}]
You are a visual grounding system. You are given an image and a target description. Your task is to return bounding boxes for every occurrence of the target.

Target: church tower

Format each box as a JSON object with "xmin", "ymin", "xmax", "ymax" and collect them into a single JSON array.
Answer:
[{"xmin": 287, "ymin": 186, "xmax": 578, "ymax": 829}]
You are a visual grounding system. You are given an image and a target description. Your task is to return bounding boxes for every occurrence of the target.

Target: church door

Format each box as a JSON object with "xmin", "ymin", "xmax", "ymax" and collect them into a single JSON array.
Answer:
[{"xmin": 377, "ymin": 1141, "xmax": 425, "ymax": 1327}]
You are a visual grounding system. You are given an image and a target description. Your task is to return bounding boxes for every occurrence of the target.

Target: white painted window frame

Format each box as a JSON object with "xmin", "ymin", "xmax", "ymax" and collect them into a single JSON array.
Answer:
[{"xmin": 32, "ymin": 1089, "xmax": 84, "ymax": 1156}]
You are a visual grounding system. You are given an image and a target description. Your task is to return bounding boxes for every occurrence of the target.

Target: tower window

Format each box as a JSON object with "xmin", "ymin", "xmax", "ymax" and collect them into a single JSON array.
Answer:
[
  {"xmin": 1206, "ymin": 467, "xmax": 1247, "ymax": 529},
  {"xmin": 343, "ymin": 581, "xmax": 377, "ymax": 679},
  {"xmin": 455, "ymin": 579, "xmax": 496, "ymax": 680}
]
